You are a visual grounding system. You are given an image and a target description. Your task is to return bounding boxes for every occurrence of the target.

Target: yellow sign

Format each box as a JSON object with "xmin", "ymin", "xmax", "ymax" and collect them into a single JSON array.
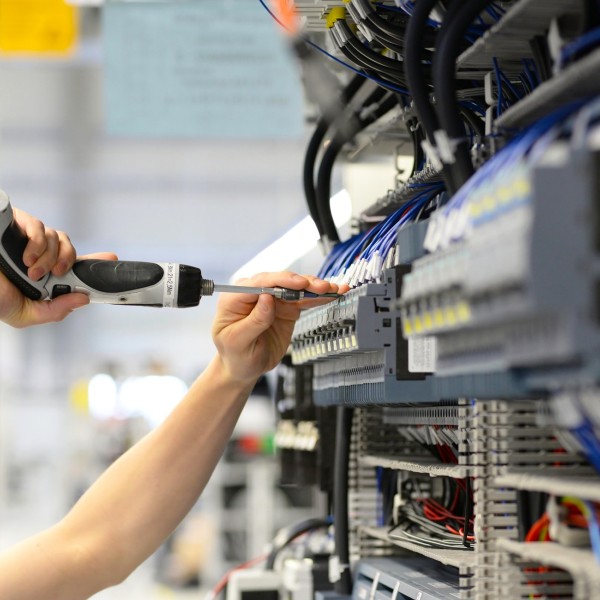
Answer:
[{"xmin": 0, "ymin": 0, "xmax": 78, "ymax": 54}]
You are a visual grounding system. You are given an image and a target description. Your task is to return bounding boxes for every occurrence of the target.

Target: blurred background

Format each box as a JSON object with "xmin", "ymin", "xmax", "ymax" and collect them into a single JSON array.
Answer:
[{"xmin": 0, "ymin": 1, "xmax": 398, "ymax": 598}]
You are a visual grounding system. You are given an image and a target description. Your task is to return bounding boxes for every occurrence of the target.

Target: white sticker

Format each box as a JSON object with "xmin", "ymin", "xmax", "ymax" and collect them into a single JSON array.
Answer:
[
  {"xmin": 409, "ymin": 337, "xmax": 437, "ymax": 373},
  {"xmin": 162, "ymin": 262, "xmax": 179, "ymax": 307}
]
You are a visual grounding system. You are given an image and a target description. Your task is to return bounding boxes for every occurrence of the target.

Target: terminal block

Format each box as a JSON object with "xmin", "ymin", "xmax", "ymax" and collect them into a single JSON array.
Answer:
[
  {"xmin": 291, "ymin": 266, "xmax": 438, "ymax": 406},
  {"xmin": 293, "ymin": 266, "xmax": 419, "ymax": 375},
  {"xmin": 399, "ymin": 145, "xmax": 600, "ymax": 377}
]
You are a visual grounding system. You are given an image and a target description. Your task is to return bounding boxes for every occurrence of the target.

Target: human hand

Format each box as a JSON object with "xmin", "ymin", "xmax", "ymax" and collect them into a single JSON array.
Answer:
[
  {"xmin": 0, "ymin": 208, "xmax": 117, "ymax": 328},
  {"xmin": 212, "ymin": 271, "xmax": 347, "ymax": 385}
]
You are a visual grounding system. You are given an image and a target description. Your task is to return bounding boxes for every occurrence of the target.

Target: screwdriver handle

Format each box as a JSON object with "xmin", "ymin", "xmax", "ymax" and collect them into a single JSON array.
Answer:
[
  {"xmin": 0, "ymin": 190, "xmax": 49, "ymax": 300},
  {"xmin": 0, "ymin": 192, "xmax": 204, "ymax": 307}
]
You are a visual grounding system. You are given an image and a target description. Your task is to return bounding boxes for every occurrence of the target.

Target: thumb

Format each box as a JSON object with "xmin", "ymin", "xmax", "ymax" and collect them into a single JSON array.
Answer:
[
  {"xmin": 232, "ymin": 294, "xmax": 275, "ymax": 348},
  {"xmin": 33, "ymin": 292, "xmax": 90, "ymax": 325}
]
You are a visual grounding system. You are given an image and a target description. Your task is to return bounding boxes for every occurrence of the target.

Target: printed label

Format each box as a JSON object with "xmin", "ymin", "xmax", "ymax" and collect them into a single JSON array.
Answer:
[
  {"xmin": 163, "ymin": 263, "xmax": 179, "ymax": 307},
  {"xmin": 409, "ymin": 337, "xmax": 437, "ymax": 373}
]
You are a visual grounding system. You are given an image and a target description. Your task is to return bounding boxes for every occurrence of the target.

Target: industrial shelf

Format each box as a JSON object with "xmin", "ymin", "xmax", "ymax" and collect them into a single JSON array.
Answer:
[
  {"xmin": 359, "ymin": 454, "xmax": 469, "ymax": 479},
  {"xmin": 498, "ymin": 539, "xmax": 600, "ymax": 587},
  {"xmin": 360, "ymin": 526, "xmax": 476, "ymax": 569},
  {"xmin": 495, "ymin": 469, "xmax": 600, "ymax": 501},
  {"xmin": 458, "ymin": 0, "xmax": 582, "ymax": 71},
  {"xmin": 496, "ymin": 46, "xmax": 600, "ymax": 128}
]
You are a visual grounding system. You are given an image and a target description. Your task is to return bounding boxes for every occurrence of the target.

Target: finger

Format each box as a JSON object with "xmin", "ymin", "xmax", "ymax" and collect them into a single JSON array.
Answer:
[
  {"xmin": 301, "ymin": 276, "xmax": 341, "ymax": 294},
  {"xmin": 15, "ymin": 211, "xmax": 47, "ymax": 268},
  {"xmin": 228, "ymin": 294, "xmax": 276, "ymax": 349},
  {"xmin": 51, "ymin": 231, "xmax": 77, "ymax": 276},
  {"xmin": 28, "ymin": 228, "xmax": 60, "ymax": 281},
  {"xmin": 79, "ymin": 252, "xmax": 119, "ymax": 261},
  {"xmin": 25, "ymin": 293, "xmax": 90, "ymax": 327},
  {"xmin": 239, "ymin": 271, "xmax": 310, "ymax": 290}
]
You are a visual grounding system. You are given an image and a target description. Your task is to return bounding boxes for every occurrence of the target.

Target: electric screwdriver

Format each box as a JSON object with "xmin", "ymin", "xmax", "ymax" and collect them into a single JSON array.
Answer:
[{"xmin": 0, "ymin": 192, "xmax": 340, "ymax": 306}]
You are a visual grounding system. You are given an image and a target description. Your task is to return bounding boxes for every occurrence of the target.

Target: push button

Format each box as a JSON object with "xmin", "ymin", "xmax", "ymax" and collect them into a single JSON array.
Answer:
[{"xmin": 52, "ymin": 284, "xmax": 72, "ymax": 298}]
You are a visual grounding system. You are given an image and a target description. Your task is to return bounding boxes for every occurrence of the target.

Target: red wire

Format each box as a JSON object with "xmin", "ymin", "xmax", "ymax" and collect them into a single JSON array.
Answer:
[{"xmin": 209, "ymin": 553, "xmax": 269, "ymax": 599}]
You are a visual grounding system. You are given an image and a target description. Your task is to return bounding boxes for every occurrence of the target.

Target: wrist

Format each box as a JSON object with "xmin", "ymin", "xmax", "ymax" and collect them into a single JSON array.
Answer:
[{"xmin": 206, "ymin": 355, "xmax": 259, "ymax": 396}]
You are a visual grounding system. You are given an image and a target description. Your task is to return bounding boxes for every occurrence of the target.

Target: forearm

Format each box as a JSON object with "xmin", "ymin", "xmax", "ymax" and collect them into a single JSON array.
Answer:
[{"xmin": 0, "ymin": 356, "xmax": 256, "ymax": 599}]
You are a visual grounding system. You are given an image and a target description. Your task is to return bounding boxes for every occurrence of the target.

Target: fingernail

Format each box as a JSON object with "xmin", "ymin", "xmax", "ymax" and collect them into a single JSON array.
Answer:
[
  {"xmin": 30, "ymin": 267, "xmax": 45, "ymax": 281},
  {"xmin": 292, "ymin": 274, "xmax": 306, "ymax": 282},
  {"xmin": 56, "ymin": 260, "xmax": 68, "ymax": 274},
  {"xmin": 24, "ymin": 254, "xmax": 38, "ymax": 267}
]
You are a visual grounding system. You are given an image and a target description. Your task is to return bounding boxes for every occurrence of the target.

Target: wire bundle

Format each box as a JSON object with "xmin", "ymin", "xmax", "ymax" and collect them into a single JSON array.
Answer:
[
  {"xmin": 423, "ymin": 99, "xmax": 586, "ymax": 254},
  {"xmin": 525, "ymin": 497, "xmax": 600, "ymax": 564},
  {"xmin": 388, "ymin": 477, "xmax": 475, "ymax": 549},
  {"xmin": 317, "ymin": 181, "xmax": 443, "ymax": 286}
]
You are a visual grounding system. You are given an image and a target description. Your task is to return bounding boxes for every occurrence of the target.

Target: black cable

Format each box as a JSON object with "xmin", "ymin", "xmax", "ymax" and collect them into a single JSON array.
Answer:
[
  {"xmin": 408, "ymin": 118, "xmax": 425, "ymax": 177},
  {"xmin": 403, "ymin": 0, "xmax": 454, "ymax": 192},
  {"xmin": 265, "ymin": 517, "xmax": 331, "ymax": 570},
  {"xmin": 316, "ymin": 91, "xmax": 397, "ymax": 243},
  {"xmin": 337, "ymin": 21, "xmax": 406, "ymax": 80},
  {"xmin": 337, "ymin": 38, "xmax": 405, "ymax": 84},
  {"xmin": 303, "ymin": 74, "xmax": 366, "ymax": 238},
  {"xmin": 333, "ymin": 406, "xmax": 353, "ymax": 595},
  {"xmin": 404, "ymin": 0, "xmax": 440, "ymax": 143},
  {"xmin": 361, "ymin": 16, "xmax": 406, "ymax": 53},
  {"xmin": 303, "ymin": 120, "xmax": 330, "ymax": 238},
  {"xmin": 459, "ymin": 106, "xmax": 485, "ymax": 138},
  {"xmin": 433, "ymin": 0, "xmax": 494, "ymax": 193},
  {"xmin": 366, "ymin": 5, "xmax": 409, "ymax": 41}
]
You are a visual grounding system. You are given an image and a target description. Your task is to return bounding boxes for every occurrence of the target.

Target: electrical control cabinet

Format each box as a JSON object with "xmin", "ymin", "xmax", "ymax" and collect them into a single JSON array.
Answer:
[{"xmin": 267, "ymin": 0, "xmax": 600, "ymax": 598}]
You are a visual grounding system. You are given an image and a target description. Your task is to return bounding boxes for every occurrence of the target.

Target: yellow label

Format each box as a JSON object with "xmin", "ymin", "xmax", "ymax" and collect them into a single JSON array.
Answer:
[
  {"xmin": 0, "ymin": 0, "xmax": 77, "ymax": 54},
  {"xmin": 414, "ymin": 315, "xmax": 423, "ymax": 334},
  {"xmin": 434, "ymin": 308, "xmax": 445, "ymax": 327},
  {"xmin": 457, "ymin": 301, "xmax": 472, "ymax": 323},
  {"xmin": 423, "ymin": 311, "xmax": 433, "ymax": 331}
]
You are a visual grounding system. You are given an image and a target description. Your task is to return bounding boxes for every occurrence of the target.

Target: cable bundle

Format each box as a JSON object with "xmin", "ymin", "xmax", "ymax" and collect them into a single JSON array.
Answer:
[
  {"xmin": 317, "ymin": 181, "xmax": 443, "ymax": 287},
  {"xmin": 423, "ymin": 100, "xmax": 586, "ymax": 254},
  {"xmin": 388, "ymin": 477, "xmax": 475, "ymax": 549}
]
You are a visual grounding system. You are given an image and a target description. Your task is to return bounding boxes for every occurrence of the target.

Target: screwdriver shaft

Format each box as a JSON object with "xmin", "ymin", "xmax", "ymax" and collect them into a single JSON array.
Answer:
[{"xmin": 212, "ymin": 283, "xmax": 341, "ymax": 301}]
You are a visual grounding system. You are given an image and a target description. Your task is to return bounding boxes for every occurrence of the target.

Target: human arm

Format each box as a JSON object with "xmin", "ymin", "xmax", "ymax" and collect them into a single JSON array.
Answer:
[
  {"xmin": 0, "ymin": 271, "xmax": 345, "ymax": 599},
  {"xmin": 0, "ymin": 208, "xmax": 115, "ymax": 328}
]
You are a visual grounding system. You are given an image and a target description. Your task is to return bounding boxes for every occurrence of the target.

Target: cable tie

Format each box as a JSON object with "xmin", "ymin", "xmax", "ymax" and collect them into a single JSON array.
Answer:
[
  {"xmin": 360, "ymin": 102, "xmax": 380, "ymax": 121},
  {"xmin": 433, "ymin": 130, "xmax": 458, "ymax": 165},
  {"xmin": 421, "ymin": 139, "xmax": 444, "ymax": 172}
]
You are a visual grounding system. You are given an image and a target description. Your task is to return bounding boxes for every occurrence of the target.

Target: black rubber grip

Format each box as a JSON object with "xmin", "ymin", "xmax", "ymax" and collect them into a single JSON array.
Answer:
[
  {"xmin": 177, "ymin": 264, "xmax": 202, "ymax": 307},
  {"xmin": 72, "ymin": 260, "xmax": 165, "ymax": 293},
  {"xmin": 0, "ymin": 217, "xmax": 43, "ymax": 300}
]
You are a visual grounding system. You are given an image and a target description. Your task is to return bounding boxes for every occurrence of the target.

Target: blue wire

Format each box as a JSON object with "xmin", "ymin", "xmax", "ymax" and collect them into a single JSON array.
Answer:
[
  {"xmin": 573, "ymin": 423, "xmax": 600, "ymax": 474},
  {"xmin": 561, "ymin": 26, "xmax": 600, "ymax": 65},
  {"xmin": 459, "ymin": 100, "xmax": 486, "ymax": 117},
  {"xmin": 499, "ymin": 68, "xmax": 523, "ymax": 101},
  {"xmin": 256, "ymin": 0, "xmax": 409, "ymax": 95},
  {"xmin": 584, "ymin": 501, "xmax": 600, "ymax": 564},
  {"xmin": 492, "ymin": 57, "xmax": 503, "ymax": 116}
]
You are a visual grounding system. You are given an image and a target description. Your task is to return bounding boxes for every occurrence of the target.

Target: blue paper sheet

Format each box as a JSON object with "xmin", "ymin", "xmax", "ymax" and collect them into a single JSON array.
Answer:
[{"xmin": 103, "ymin": 0, "xmax": 304, "ymax": 138}]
